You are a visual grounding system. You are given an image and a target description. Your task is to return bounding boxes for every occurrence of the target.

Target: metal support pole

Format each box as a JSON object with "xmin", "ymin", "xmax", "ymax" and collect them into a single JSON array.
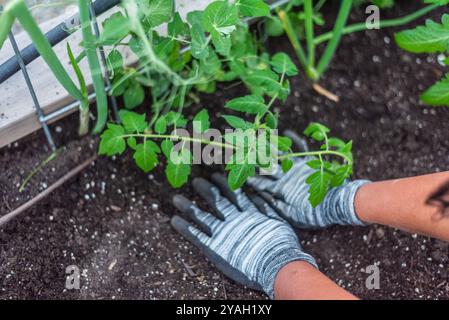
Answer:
[
  {"xmin": 89, "ymin": 2, "xmax": 121, "ymax": 123},
  {"xmin": 8, "ymin": 31, "xmax": 57, "ymax": 151}
]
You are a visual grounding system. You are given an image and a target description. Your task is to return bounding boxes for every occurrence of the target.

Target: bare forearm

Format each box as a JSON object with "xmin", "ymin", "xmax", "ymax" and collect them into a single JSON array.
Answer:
[
  {"xmin": 274, "ymin": 261, "xmax": 358, "ymax": 300},
  {"xmin": 355, "ymin": 171, "xmax": 449, "ymax": 242}
]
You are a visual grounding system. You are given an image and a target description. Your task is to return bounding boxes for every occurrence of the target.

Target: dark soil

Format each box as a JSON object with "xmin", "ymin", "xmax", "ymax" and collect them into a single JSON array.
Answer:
[{"xmin": 1, "ymin": 2, "xmax": 449, "ymax": 299}]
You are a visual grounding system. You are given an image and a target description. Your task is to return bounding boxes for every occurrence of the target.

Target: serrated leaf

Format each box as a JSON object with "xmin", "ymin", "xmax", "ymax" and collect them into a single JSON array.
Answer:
[
  {"xmin": 222, "ymin": 115, "xmax": 254, "ymax": 129},
  {"xmin": 120, "ymin": 110, "xmax": 148, "ymax": 133},
  {"xmin": 124, "ymin": 82, "xmax": 145, "ymax": 109},
  {"xmin": 304, "ymin": 122, "xmax": 330, "ymax": 141},
  {"xmin": 193, "ymin": 109, "xmax": 210, "ymax": 133},
  {"xmin": 330, "ymin": 165, "xmax": 352, "ymax": 187},
  {"xmin": 165, "ymin": 149, "xmax": 191, "ymax": 188},
  {"xmin": 226, "ymin": 161, "xmax": 256, "ymax": 190},
  {"xmin": 133, "ymin": 140, "xmax": 160, "ymax": 173},
  {"xmin": 99, "ymin": 124, "xmax": 126, "ymax": 156},
  {"xmin": 276, "ymin": 136, "xmax": 292, "ymax": 152},
  {"xmin": 281, "ymin": 158, "xmax": 293, "ymax": 173},
  {"xmin": 421, "ymin": 73, "xmax": 449, "ymax": 106},
  {"xmin": 225, "ymin": 95, "xmax": 267, "ymax": 114},
  {"xmin": 395, "ymin": 14, "xmax": 449, "ymax": 53},
  {"xmin": 237, "ymin": 0, "xmax": 270, "ymax": 17},
  {"xmin": 155, "ymin": 116, "xmax": 167, "ymax": 134},
  {"xmin": 271, "ymin": 52, "xmax": 298, "ymax": 76},
  {"xmin": 306, "ymin": 170, "xmax": 332, "ymax": 207},
  {"xmin": 244, "ymin": 69, "xmax": 282, "ymax": 95},
  {"xmin": 161, "ymin": 139, "xmax": 174, "ymax": 158}
]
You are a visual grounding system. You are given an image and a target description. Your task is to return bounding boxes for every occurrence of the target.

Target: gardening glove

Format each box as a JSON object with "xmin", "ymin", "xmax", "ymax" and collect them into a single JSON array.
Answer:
[
  {"xmin": 247, "ymin": 130, "xmax": 371, "ymax": 229},
  {"xmin": 171, "ymin": 173, "xmax": 317, "ymax": 299}
]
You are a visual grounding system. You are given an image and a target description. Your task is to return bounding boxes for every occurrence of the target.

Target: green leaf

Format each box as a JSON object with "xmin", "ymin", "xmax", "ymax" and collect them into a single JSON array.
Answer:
[
  {"xmin": 281, "ymin": 158, "xmax": 293, "ymax": 173},
  {"xmin": 100, "ymin": 12, "xmax": 130, "ymax": 44},
  {"xmin": 226, "ymin": 157, "xmax": 256, "ymax": 190},
  {"xmin": 168, "ymin": 12, "xmax": 190, "ymax": 38},
  {"xmin": 304, "ymin": 123, "xmax": 330, "ymax": 142},
  {"xmin": 120, "ymin": 110, "xmax": 148, "ymax": 133},
  {"xmin": 330, "ymin": 165, "xmax": 352, "ymax": 187},
  {"xmin": 276, "ymin": 136, "xmax": 292, "ymax": 152},
  {"xmin": 193, "ymin": 109, "xmax": 210, "ymax": 133},
  {"xmin": 140, "ymin": 0, "xmax": 174, "ymax": 28},
  {"xmin": 395, "ymin": 14, "xmax": 449, "ymax": 53},
  {"xmin": 161, "ymin": 139, "xmax": 174, "ymax": 158},
  {"xmin": 99, "ymin": 124, "xmax": 126, "ymax": 156},
  {"xmin": 306, "ymin": 170, "xmax": 332, "ymax": 207},
  {"xmin": 133, "ymin": 140, "xmax": 161, "ymax": 173},
  {"xmin": 190, "ymin": 22, "xmax": 209, "ymax": 59},
  {"xmin": 155, "ymin": 116, "xmax": 167, "ymax": 134},
  {"xmin": 225, "ymin": 95, "xmax": 267, "ymax": 114},
  {"xmin": 222, "ymin": 115, "xmax": 254, "ymax": 129},
  {"xmin": 106, "ymin": 50, "xmax": 123, "ymax": 78},
  {"xmin": 211, "ymin": 31, "xmax": 232, "ymax": 56},
  {"xmin": 165, "ymin": 111, "xmax": 188, "ymax": 127},
  {"xmin": 237, "ymin": 0, "xmax": 270, "ymax": 17},
  {"xmin": 200, "ymin": 47, "xmax": 221, "ymax": 75},
  {"xmin": 203, "ymin": 1, "xmax": 238, "ymax": 35},
  {"xmin": 165, "ymin": 149, "xmax": 191, "ymax": 188},
  {"xmin": 421, "ymin": 73, "xmax": 449, "ymax": 106},
  {"xmin": 266, "ymin": 16, "xmax": 284, "ymax": 37},
  {"xmin": 124, "ymin": 82, "xmax": 145, "ymax": 109},
  {"xmin": 244, "ymin": 69, "xmax": 282, "ymax": 95},
  {"xmin": 271, "ymin": 52, "xmax": 298, "ymax": 76},
  {"xmin": 265, "ymin": 112, "xmax": 278, "ymax": 129}
]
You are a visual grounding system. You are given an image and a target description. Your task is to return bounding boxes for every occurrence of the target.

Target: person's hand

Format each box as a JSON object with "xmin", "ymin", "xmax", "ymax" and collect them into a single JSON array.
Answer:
[
  {"xmin": 247, "ymin": 130, "xmax": 371, "ymax": 229},
  {"xmin": 171, "ymin": 173, "xmax": 317, "ymax": 299}
]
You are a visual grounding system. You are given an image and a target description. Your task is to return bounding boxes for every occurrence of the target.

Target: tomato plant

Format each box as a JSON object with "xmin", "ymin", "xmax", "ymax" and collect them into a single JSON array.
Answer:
[
  {"xmin": 0, "ymin": 0, "xmax": 355, "ymax": 207},
  {"xmin": 395, "ymin": 1, "xmax": 449, "ymax": 107}
]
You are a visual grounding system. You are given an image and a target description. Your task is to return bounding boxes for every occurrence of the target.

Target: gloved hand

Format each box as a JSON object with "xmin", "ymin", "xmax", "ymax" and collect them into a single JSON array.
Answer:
[
  {"xmin": 171, "ymin": 173, "xmax": 317, "ymax": 299},
  {"xmin": 247, "ymin": 130, "xmax": 371, "ymax": 229}
]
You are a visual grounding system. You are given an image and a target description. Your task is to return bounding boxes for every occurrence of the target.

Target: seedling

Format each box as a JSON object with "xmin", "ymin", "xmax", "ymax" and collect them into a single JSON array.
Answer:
[{"xmin": 272, "ymin": 0, "xmax": 446, "ymax": 85}]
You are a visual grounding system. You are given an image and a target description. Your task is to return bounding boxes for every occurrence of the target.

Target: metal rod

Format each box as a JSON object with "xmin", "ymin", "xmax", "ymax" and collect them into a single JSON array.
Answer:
[
  {"xmin": 89, "ymin": 1, "xmax": 120, "ymax": 122},
  {"xmin": 8, "ymin": 31, "xmax": 56, "ymax": 151}
]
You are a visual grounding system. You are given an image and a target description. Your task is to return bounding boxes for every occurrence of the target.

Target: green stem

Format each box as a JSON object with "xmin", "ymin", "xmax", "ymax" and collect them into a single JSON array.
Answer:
[
  {"xmin": 8, "ymin": 0, "xmax": 83, "ymax": 101},
  {"xmin": 78, "ymin": 0, "xmax": 108, "ymax": 134},
  {"xmin": 278, "ymin": 150, "xmax": 352, "ymax": 164},
  {"xmin": 122, "ymin": 134, "xmax": 237, "ymax": 150},
  {"xmin": 278, "ymin": 9, "xmax": 308, "ymax": 71},
  {"xmin": 304, "ymin": 0, "xmax": 315, "ymax": 68},
  {"xmin": 314, "ymin": 3, "xmax": 439, "ymax": 45},
  {"xmin": 315, "ymin": 0, "xmax": 352, "ymax": 78}
]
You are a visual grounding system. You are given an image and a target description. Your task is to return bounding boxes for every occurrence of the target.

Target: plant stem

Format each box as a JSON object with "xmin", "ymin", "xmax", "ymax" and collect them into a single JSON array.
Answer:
[
  {"xmin": 277, "ymin": 9, "xmax": 308, "ymax": 71},
  {"xmin": 7, "ymin": 0, "xmax": 83, "ymax": 101},
  {"xmin": 78, "ymin": 0, "xmax": 108, "ymax": 134},
  {"xmin": 122, "ymin": 134, "xmax": 237, "ymax": 150},
  {"xmin": 19, "ymin": 149, "xmax": 60, "ymax": 192},
  {"xmin": 314, "ymin": 3, "xmax": 439, "ymax": 45},
  {"xmin": 315, "ymin": 0, "xmax": 352, "ymax": 78},
  {"xmin": 278, "ymin": 150, "xmax": 352, "ymax": 164},
  {"xmin": 304, "ymin": 0, "xmax": 315, "ymax": 70}
]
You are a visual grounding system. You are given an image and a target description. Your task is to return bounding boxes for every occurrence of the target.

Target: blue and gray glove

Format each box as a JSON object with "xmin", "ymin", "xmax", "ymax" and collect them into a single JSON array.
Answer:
[
  {"xmin": 171, "ymin": 173, "xmax": 317, "ymax": 299},
  {"xmin": 247, "ymin": 130, "xmax": 371, "ymax": 229}
]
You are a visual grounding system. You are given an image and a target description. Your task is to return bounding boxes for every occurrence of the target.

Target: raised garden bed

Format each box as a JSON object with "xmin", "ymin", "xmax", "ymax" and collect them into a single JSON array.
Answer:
[{"xmin": 1, "ymin": 1, "xmax": 449, "ymax": 299}]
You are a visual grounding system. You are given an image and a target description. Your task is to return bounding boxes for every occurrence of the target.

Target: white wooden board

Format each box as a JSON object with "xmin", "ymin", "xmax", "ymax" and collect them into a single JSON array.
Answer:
[{"xmin": 0, "ymin": 0, "xmax": 212, "ymax": 149}]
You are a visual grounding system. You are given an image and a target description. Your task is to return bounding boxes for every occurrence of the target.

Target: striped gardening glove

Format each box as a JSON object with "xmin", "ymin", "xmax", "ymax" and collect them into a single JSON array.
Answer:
[
  {"xmin": 247, "ymin": 130, "xmax": 371, "ymax": 229},
  {"xmin": 171, "ymin": 173, "xmax": 317, "ymax": 299}
]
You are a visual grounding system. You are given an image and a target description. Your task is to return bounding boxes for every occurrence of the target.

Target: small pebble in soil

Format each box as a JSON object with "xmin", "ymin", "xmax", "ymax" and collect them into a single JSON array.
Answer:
[{"xmin": 152, "ymin": 203, "xmax": 159, "ymax": 210}]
